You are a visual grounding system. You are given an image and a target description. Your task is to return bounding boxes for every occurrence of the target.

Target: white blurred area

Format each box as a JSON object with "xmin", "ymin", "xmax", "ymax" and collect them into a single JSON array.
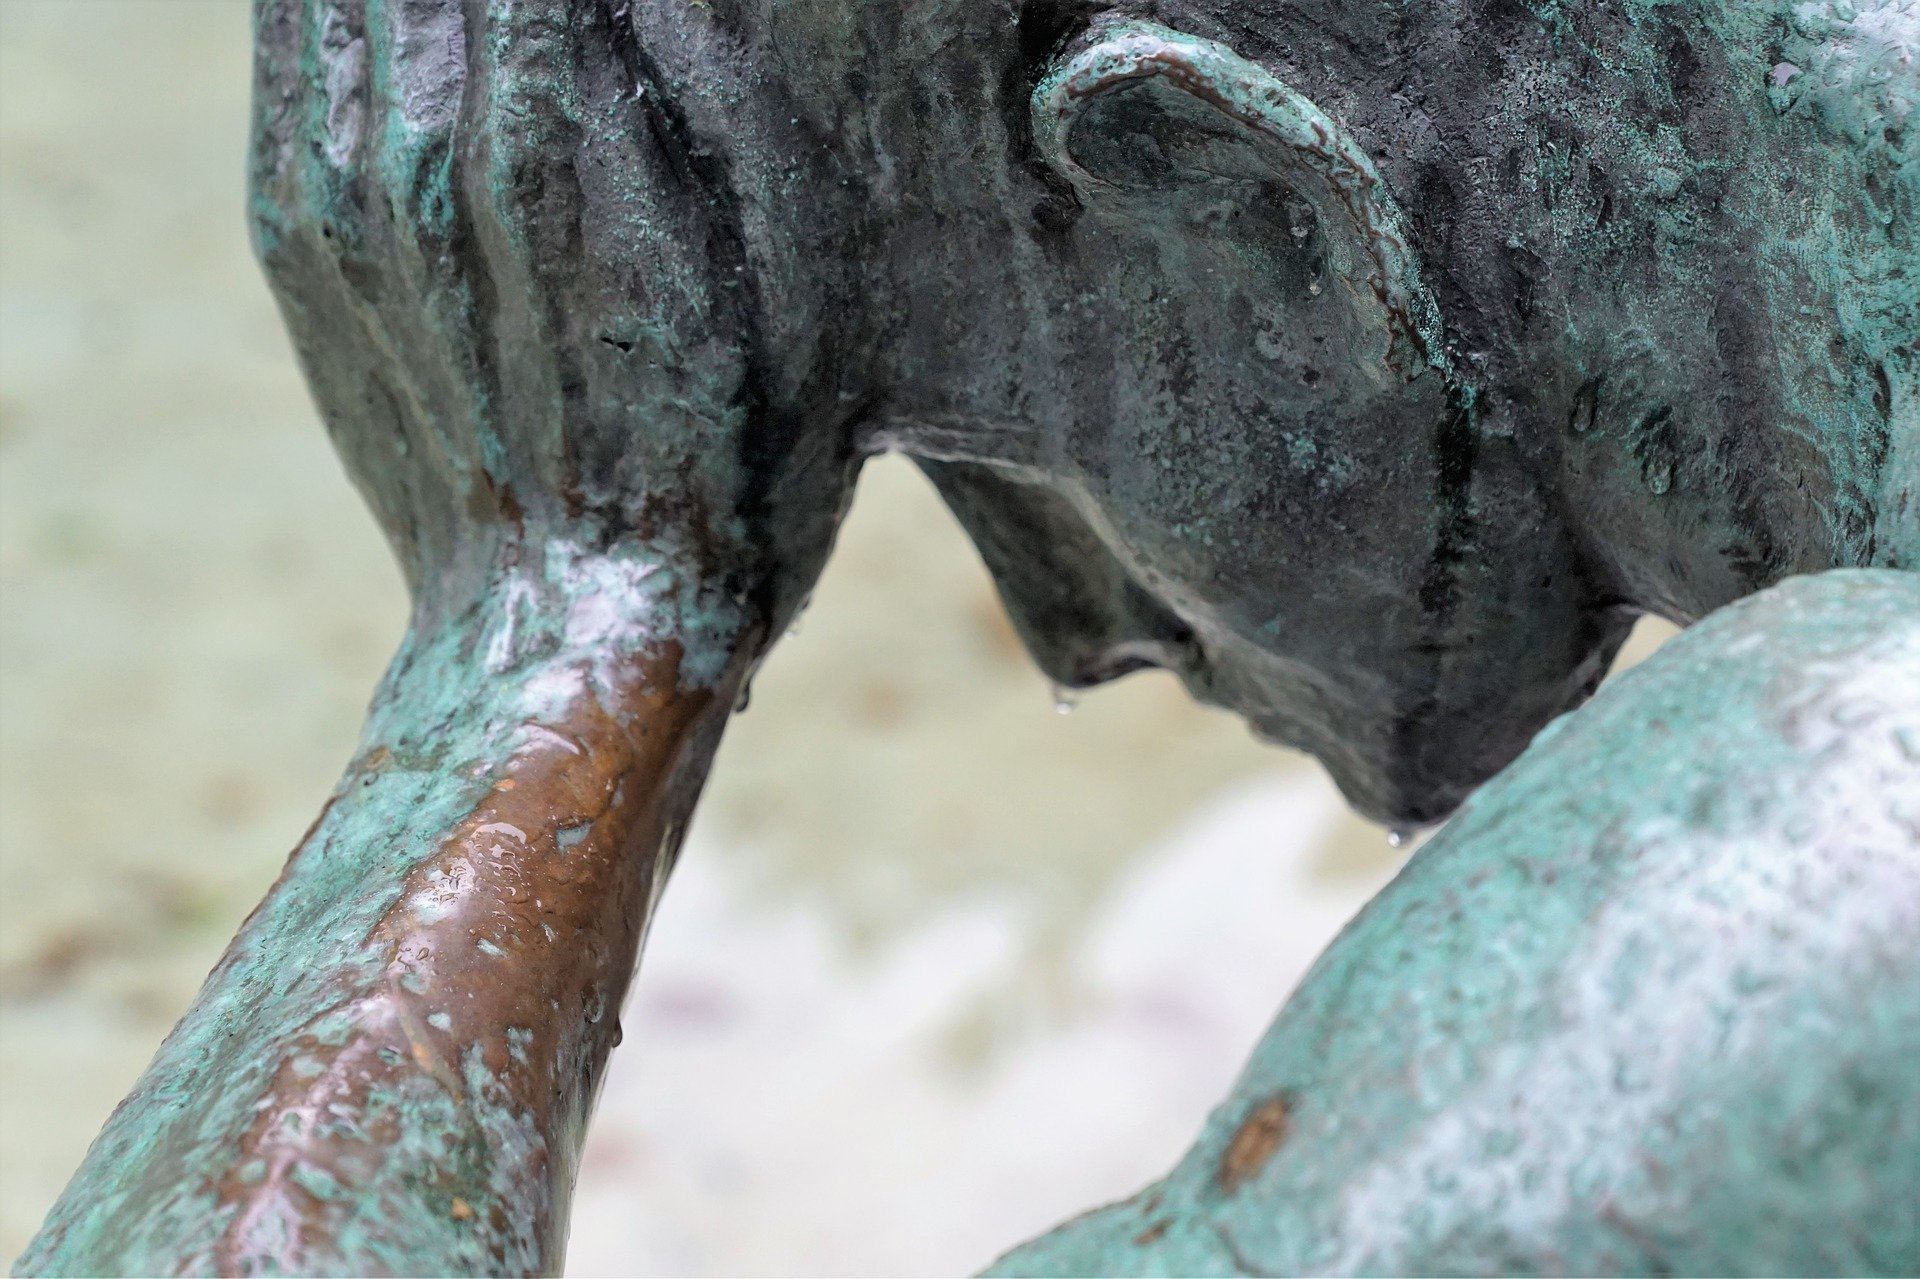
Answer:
[
  {"xmin": 0, "ymin": 4, "xmax": 1675, "ymax": 1272},
  {"xmin": 566, "ymin": 774, "xmax": 1393, "ymax": 1276}
]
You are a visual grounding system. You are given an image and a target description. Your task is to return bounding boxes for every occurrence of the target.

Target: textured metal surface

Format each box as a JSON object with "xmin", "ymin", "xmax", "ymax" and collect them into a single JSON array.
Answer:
[
  {"xmin": 18, "ymin": 556, "xmax": 753, "ymax": 1274},
  {"xmin": 993, "ymin": 569, "xmax": 1920, "ymax": 1275},
  {"xmin": 17, "ymin": 0, "xmax": 1919, "ymax": 1271}
]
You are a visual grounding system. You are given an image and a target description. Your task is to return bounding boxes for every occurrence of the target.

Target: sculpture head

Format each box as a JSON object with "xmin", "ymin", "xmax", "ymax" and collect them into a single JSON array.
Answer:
[
  {"xmin": 910, "ymin": 18, "xmax": 1614, "ymax": 826},
  {"xmin": 249, "ymin": 0, "xmax": 1915, "ymax": 825},
  {"xmin": 847, "ymin": 1, "xmax": 1912, "ymax": 822},
  {"xmin": 863, "ymin": 1, "xmax": 1915, "ymax": 823}
]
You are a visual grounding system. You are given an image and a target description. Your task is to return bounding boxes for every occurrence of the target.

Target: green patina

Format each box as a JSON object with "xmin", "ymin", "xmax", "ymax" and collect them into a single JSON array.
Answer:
[
  {"xmin": 18, "ymin": 0, "xmax": 1919, "ymax": 1272},
  {"xmin": 994, "ymin": 569, "xmax": 1920, "ymax": 1275},
  {"xmin": 17, "ymin": 542, "xmax": 735, "ymax": 1276}
]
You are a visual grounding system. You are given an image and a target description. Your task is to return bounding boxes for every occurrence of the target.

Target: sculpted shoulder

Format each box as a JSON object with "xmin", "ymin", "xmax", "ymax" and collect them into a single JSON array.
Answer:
[{"xmin": 993, "ymin": 569, "xmax": 1920, "ymax": 1277}]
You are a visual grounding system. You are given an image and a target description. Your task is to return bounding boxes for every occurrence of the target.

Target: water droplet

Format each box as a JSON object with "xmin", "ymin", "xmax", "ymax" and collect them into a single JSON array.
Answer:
[
  {"xmin": 1290, "ymin": 224, "xmax": 1309, "ymax": 240},
  {"xmin": 1646, "ymin": 463, "xmax": 1672, "ymax": 495},
  {"xmin": 1307, "ymin": 280, "xmax": 1323, "ymax": 297},
  {"xmin": 734, "ymin": 680, "xmax": 753, "ymax": 713},
  {"xmin": 1051, "ymin": 683, "xmax": 1078, "ymax": 715},
  {"xmin": 1387, "ymin": 827, "xmax": 1410, "ymax": 849}
]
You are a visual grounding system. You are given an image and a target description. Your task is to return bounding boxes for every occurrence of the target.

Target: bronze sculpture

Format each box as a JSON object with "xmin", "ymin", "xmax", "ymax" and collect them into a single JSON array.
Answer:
[{"xmin": 17, "ymin": 0, "xmax": 1917, "ymax": 1272}]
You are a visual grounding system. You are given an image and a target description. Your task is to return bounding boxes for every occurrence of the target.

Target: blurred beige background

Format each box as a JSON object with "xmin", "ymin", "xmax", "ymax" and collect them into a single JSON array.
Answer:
[{"xmin": 0, "ymin": 4, "xmax": 1671, "ymax": 1273}]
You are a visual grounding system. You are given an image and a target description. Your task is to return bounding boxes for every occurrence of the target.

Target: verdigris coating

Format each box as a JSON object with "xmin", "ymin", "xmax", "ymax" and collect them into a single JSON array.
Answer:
[
  {"xmin": 17, "ymin": 561, "xmax": 756, "ymax": 1275},
  {"xmin": 990, "ymin": 569, "xmax": 1920, "ymax": 1275},
  {"xmin": 236, "ymin": 0, "xmax": 1915, "ymax": 825},
  {"xmin": 16, "ymin": 0, "xmax": 1918, "ymax": 1273}
]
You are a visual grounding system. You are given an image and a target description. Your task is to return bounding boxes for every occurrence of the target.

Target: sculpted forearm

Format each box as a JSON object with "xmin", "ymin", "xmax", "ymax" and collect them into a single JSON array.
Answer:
[{"xmin": 19, "ymin": 565, "xmax": 752, "ymax": 1277}]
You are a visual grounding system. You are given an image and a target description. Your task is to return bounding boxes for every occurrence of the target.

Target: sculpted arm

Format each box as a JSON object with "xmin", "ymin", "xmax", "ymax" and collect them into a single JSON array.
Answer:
[
  {"xmin": 19, "ymin": 0, "xmax": 860, "ymax": 1271},
  {"xmin": 21, "ymin": 571, "xmax": 753, "ymax": 1276}
]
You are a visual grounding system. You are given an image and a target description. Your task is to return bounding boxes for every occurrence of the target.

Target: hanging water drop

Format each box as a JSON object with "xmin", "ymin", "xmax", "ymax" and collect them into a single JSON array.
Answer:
[
  {"xmin": 1307, "ymin": 280, "xmax": 1323, "ymax": 297},
  {"xmin": 1387, "ymin": 827, "xmax": 1410, "ymax": 849},
  {"xmin": 1051, "ymin": 683, "xmax": 1078, "ymax": 715},
  {"xmin": 734, "ymin": 680, "xmax": 753, "ymax": 713}
]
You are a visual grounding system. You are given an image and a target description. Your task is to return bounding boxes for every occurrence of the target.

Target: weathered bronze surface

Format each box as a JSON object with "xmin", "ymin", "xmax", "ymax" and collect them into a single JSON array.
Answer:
[
  {"xmin": 206, "ymin": 646, "xmax": 719, "ymax": 1273},
  {"xmin": 16, "ymin": 0, "xmax": 1917, "ymax": 1272},
  {"xmin": 992, "ymin": 569, "xmax": 1920, "ymax": 1275}
]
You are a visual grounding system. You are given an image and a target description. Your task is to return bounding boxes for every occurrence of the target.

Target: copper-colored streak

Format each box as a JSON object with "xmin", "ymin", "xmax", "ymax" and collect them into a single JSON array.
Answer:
[
  {"xmin": 212, "ymin": 644, "xmax": 722, "ymax": 1274},
  {"xmin": 1217, "ymin": 1093, "xmax": 1291, "ymax": 1194}
]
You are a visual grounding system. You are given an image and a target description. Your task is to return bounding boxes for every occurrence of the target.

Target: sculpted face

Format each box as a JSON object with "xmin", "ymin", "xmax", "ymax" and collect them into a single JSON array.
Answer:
[
  {"xmin": 908, "ymin": 22, "xmax": 1628, "ymax": 823},
  {"xmin": 892, "ymin": 7, "xmax": 1910, "ymax": 823}
]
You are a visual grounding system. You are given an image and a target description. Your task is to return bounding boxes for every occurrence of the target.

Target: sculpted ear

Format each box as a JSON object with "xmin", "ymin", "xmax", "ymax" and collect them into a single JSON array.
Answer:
[{"xmin": 1033, "ymin": 21, "xmax": 1446, "ymax": 377}]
